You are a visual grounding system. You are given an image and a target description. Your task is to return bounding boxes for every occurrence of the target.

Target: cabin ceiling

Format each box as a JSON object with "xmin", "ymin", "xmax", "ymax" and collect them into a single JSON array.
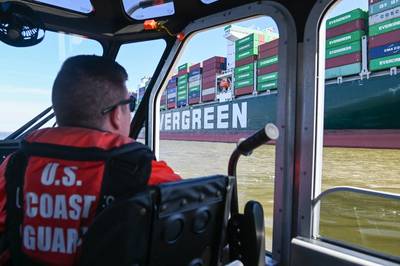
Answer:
[{"xmin": 18, "ymin": 0, "xmax": 319, "ymax": 42}]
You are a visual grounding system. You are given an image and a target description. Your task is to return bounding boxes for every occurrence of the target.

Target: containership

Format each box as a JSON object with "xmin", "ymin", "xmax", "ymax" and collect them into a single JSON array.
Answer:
[{"xmin": 139, "ymin": 5, "xmax": 400, "ymax": 149}]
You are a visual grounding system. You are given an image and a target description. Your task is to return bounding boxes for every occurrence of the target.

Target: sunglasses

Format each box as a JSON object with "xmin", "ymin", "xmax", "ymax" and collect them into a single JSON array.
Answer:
[{"xmin": 101, "ymin": 95, "xmax": 136, "ymax": 115}]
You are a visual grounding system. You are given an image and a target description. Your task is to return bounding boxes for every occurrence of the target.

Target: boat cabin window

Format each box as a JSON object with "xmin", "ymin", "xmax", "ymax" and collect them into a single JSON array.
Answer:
[
  {"xmin": 115, "ymin": 39, "xmax": 166, "ymax": 142},
  {"xmin": 34, "ymin": 0, "xmax": 93, "ymax": 13},
  {"xmin": 0, "ymin": 32, "xmax": 102, "ymax": 139},
  {"xmin": 200, "ymin": 0, "xmax": 220, "ymax": 4},
  {"xmin": 156, "ymin": 15, "xmax": 279, "ymax": 251},
  {"xmin": 122, "ymin": 0, "xmax": 175, "ymax": 20},
  {"xmin": 314, "ymin": 0, "xmax": 400, "ymax": 259}
]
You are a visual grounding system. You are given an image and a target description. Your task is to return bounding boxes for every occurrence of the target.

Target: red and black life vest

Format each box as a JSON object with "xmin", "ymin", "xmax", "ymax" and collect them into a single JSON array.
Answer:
[{"xmin": 4, "ymin": 129, "xmax": 154, "ymax": 266}]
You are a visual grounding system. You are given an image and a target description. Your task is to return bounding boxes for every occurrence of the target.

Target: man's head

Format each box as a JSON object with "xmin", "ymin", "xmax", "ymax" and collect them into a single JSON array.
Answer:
[{"xmin": 52, "ymin": 55, "xmax": 132, "ymax": 136}]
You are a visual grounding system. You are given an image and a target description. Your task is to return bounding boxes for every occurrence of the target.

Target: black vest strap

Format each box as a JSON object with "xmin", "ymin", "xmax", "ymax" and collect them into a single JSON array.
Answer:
[
  {"xmin": 4, "ymin": 140, "xmax": 155, "ymax": 265},
  {"xmin": 96, "ymin": 142, "xmax": 155, "ymax": 214},
  {"xmin": 5, "ymin": 151, "xmax": 40, "ymax": 265}
]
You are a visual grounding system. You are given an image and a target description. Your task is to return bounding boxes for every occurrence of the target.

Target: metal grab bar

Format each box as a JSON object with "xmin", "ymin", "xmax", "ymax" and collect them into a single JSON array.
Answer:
[
  {"xmin": 313, "ymin": 186, "xmax": 400, "ymax": 206},
  {"xmin": 228, "ymin": 123, "xmax": 279, "ymax": 214}
]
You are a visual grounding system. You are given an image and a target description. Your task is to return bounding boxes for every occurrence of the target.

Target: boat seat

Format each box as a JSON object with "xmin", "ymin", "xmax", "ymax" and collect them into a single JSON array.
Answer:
[{"xmin": 79, "ymin": 175, "xmax": 234, "ymax": 266}]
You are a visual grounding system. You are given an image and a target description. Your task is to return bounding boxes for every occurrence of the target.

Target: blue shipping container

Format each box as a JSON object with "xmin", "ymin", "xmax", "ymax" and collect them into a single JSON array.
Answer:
[
  {"xmin": 167, "ymin": 87, "xmax": 176, "ymax": 94},
  {"xmin": 369, "ymin": 42, "xmax": 400, "ymax": 59},
  {"xmin": 369, "ymin": 0, "xmax": 400, "ymax": 16},
  {"xmin": 177, "ymin": 99, "xmax": 187, "ymax": 107},
  {"xmin": 168, "ymin": 78, "xmax": 177, "ymax": 85},
  {"xmin": 189, "ymin": 69, "xmax": 202, "ymax": 77}
]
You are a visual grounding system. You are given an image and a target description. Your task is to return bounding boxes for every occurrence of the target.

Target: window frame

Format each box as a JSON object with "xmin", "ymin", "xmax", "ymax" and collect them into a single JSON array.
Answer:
[
  {"xmin": 145, "ymin": 2, "xmax": 298, "ymax": 264},
  {"xmin": 296, "ymin": 0, "xmax": 400, "ymax": 264}
]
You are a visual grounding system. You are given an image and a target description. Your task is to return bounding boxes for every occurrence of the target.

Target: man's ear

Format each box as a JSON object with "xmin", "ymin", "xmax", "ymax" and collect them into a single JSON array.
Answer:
[{"xmin": 109, "ymin": 107, "xmax": 122, "ymax": 130}]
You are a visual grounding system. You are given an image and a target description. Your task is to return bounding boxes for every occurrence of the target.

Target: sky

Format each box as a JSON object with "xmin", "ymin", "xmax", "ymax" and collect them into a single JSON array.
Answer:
[{"xmin": 0, "ymin": 0, "xmax": 366, "ymax": 133}]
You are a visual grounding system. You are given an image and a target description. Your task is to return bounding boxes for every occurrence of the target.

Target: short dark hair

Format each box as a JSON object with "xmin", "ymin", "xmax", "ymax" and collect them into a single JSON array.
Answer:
[{"xmin": 52, "ymin": 55, "xmax": 128, "ymax": 128}]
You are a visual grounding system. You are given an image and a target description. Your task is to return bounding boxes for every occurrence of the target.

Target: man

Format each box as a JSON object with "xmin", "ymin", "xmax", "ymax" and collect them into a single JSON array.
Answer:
[{"xmin": 0, "ymin": 55, "xmax": 181, "ymax": 265}]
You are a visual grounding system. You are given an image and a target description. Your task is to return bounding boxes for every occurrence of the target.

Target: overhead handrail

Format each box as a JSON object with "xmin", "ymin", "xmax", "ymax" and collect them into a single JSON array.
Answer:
[{"xmin": 228, "ymin": 123, "xmax": 279, "ymax": 214}]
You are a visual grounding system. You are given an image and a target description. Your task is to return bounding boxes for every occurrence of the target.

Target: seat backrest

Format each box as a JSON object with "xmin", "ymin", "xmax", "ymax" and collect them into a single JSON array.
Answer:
[
  {"xmin": 79, "ymin": 175, "xmax": 233, "ymax": 266},
  {"xmin": 148, "ymin": 175, "xmax": 233, "ymax": 266},
  {"xmin": 78, "ymin": 190, "xmax": 154, "ymax": 266}
]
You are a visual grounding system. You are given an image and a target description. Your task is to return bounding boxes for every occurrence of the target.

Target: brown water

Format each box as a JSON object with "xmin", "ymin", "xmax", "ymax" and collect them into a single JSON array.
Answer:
[{"xmin": 159, "ymin": 140, "xmax": 400, "ymax": 256}]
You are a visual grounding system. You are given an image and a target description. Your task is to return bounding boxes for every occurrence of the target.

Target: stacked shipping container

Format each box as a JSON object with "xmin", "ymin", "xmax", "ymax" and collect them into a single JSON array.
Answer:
[
  {"xmin": 368, "ymin": 0, "xmax": 400, "ymax": 71},
  {"xmin": 188, "ymin": 63, "xmax": 202, "ymax": 105},
  {"xmin": 177, "ymin": 63, "xmax": 189, "ymax": 107},
  {"xmin": 158, "ymin": 8, "xmax": 400, "ymax": 113},
  {"xmin": 202, "ymin": 56, "xmax": 226, "ymax": 102},
  {"xmin": 160, "ymin": 90, "xmax": 167, "ymax": 110},
  {"xmin": 325, "ymin": 8, "xmax": 367, "ymax": 79},
  {"xmin": 257, "ymin": 39, "xmax": 279, "ymax": 92},
  {"xmin": 234, "ymin": 33, "xmax": 264, "ymax": 96},
  {"xmin": 167, "ymin": 75, "xmax": 177, "ymax": 109}
]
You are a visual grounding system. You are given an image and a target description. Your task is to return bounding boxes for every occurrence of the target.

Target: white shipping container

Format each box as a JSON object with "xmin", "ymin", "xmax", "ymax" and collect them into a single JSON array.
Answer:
[
  {"xmin": 202, "ymin": 87, "xmax": 216, "ymax": 95},
  {"xmin": 227, "ymin": 41, "xmax": 235, "ymax": 70},
  {"xmin": 369, "ymin": 6, "xmax": 400, "ymax": 25},
  {"xmin": 167, "ymin": 92, "xmax": 177, "ymax": 98},
  {"xmin": 189, "ymin": 79, "xmax": 201, "ymax": 87},
  {"xmin": 189, "ymin": 75, "xmax": 201, "ymax": 82}
]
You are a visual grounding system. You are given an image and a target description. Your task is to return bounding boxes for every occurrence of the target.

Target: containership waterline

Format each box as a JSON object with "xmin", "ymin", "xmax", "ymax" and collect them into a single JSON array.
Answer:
[{"xmin": 138, "ymin": 8, "xmax": 400, "ymax": 149}]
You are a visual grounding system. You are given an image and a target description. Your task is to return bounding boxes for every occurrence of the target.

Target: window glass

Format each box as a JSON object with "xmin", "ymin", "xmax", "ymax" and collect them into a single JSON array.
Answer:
[
  {"xmin": 316, "ymin": 0, "xmax": 400, "ymax": 257},
  {"xmin": 116, "ymin": 39, "xmax": 166, "ymax": 141},
  {"xmin": 158, "ymin": 16, "xmax": 279, "ymax": 251},
  {"xmin": 319, "ymin": 191, "xmax": 400, "ymax": 257},
  {"xmin": 34, "ymin": 0, "xmax": 93, "ymax": 13},
  {"xmin": 122, "ymin": 0, "xmax": 175, "ymax": 20},
  {"xmin": 0, "ymin": 32, "xmax": 102, "ymax": 139},
  {"xmin": 201, "ymin": 0, "xmax": 219, "ymax": 4}
]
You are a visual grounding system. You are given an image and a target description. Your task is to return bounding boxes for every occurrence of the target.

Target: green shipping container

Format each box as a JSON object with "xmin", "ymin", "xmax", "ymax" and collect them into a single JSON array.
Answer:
[
  {"xmin": 326, "ymin": 8, "xmax": 367, "ymax": 29},
  {"xmin": 257, "ymin": 80, "xmax": 278, "ymax": 92},
  {"xmin": 235, "ymin": 47, "xmax": 258, "ymax": 61},
  {"xmin": 178, "ymin": 63, "xmax": 188, "ymax": 72},
  {"xmin": 236, "ymin": 42, "xmax": 259, "ymax": 53},
  {"xmin": 178, "ymin": 79, "xmax": 188, "ymax": 86},
  {"xmin": 369, "ymin": 17, "xmax": 400, "ymax": 37},
  {"xmin": 326, "ymin": 41, "xmax": 361, "ymax": 59},
  {"xmin": 234, "ymin": 71, "xmax": 254, "ymax": 81},
  {"xmin": 369, "ymin": 54, "xmax": 400, "ymax": 71},
  {"xmin": 326, "ymin": 30, "xmax": 364, "ymax": 49},
  {"xmin": 178, "ymin": 92, "xmax": 187, "ymax": 100},
  {"xmin": 325, "ymin": 62, "xmax": 361, "ymax": 79},
  {"xmin": 257, "ymin": 72, "xmax": 278, "ymax": 83},
  {"xmin": 234, "ymin": 63, "xmax": 254, "ymax": 75},
  {"xmin": 235, "ymin": 34, "xmax": 259, "ymax": 49},
  {"xmin": 189, "ymin": 85, "xmax": 201, "ymax": 92},
  {"xmin": 234, "ymin": 78, "xmax": 254, "ymax": 89},
  {"xmin": 178, "ymin": 84, "xmax": 187, "ymax": 90},
  {"xmin": 178, "ymin": 74, "xmax": 188, "ymax": 81},
  {"xmin": 258, "ymin": 55, "xmax": 278, "ymax": 68}
]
